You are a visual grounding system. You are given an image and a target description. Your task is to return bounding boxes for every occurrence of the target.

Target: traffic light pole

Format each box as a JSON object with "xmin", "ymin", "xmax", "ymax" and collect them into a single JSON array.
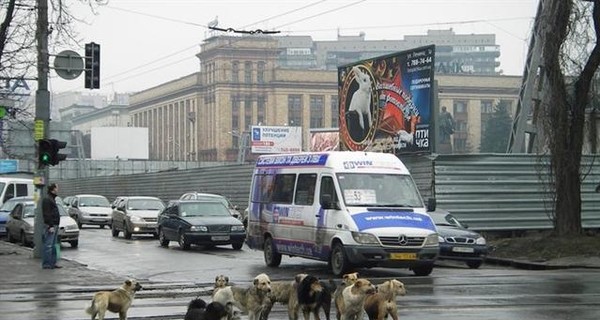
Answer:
[{"xmin": 33, "ymin": 0, "xmax": 50, "ymax": 259}]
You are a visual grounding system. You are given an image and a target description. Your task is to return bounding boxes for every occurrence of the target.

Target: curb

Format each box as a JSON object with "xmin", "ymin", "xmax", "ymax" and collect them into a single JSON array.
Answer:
[{"xmin": 485, "ymin": 256, "xmax": 600, "ymax": 270}]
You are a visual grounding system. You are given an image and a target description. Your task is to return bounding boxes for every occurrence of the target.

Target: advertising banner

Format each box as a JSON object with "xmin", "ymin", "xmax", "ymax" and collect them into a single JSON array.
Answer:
[
  {"xmin": 338, "ymin": 45, "xmax": 435, "ymax": 155},
  {"xmin": 309, "ymin": 128, "xmax": 339, "ymax": 152},
  {"xmin": 251, "ymin": 126, "xmax": 302, "ymax": 154}
]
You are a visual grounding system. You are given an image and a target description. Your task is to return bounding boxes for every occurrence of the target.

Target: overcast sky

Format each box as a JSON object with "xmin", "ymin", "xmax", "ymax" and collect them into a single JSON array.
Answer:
[{"xmin": 49, "ymin": 0, "xmax": 539, "ymax": 95}]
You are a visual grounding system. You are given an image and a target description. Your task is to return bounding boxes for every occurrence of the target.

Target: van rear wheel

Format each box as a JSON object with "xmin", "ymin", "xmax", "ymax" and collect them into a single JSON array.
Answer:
[
  {"xmin": 330, "ymin": 242, "xmax": 351, "ymax": 276},
  {"xmin": 264, "ymin": 236, "xmax": 281, "ymax": 267}
]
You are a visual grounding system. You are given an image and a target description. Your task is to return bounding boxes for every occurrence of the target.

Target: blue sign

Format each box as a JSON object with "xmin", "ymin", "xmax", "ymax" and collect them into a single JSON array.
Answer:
[
  {"xmin": 0, "ymin": 160, "xmax": 18, "ymax": 173},
  {"xmin": 352, "ymin": 210, "xmax": 436, "ymax": 231}
]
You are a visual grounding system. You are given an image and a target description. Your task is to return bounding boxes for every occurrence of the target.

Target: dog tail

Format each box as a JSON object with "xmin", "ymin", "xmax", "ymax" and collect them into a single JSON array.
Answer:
[{"xmin": 85, "ymin": 300, "xmax": 95, "ymax": 315}]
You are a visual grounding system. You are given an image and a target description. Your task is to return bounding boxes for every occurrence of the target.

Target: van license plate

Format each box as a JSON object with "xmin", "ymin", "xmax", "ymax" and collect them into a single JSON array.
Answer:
[
  {"xmin": 390, "ymin": 253, "xmax": 416, "ymax": 260},
  {"xmin": 211, "ymin": 236, "xmax": 230, "ymax": 241}
]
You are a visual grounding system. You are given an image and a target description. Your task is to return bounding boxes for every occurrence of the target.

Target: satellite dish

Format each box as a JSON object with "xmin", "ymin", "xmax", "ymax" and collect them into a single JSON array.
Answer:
[{"xmin": 54, "ymin": 50, "xmax": 84, "ymax": 80}]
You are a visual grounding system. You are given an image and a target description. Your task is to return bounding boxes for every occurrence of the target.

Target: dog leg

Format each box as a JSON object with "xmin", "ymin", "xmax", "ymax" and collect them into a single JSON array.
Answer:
[{"xmin": 118, "ymin": 310, "xmax": 127, "ymax": 320}]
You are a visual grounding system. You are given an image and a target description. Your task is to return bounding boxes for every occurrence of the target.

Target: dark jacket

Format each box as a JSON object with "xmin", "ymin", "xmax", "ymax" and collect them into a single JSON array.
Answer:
[{"xmin": 42, "ymin": 193, "xmax": 60, "ymax": 226}]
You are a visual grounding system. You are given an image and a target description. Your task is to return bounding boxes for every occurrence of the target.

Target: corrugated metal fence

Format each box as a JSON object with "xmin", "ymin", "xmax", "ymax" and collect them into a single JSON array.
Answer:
[{"xmin": 56, "ymin": 154, "xmax": 600, "ymax": 232}]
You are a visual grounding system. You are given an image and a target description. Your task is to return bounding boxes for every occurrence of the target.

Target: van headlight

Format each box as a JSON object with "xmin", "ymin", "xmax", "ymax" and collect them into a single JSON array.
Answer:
[
  {"xmin": 424, "ymin": 234, "xmax": 439, "ymax": 246},
  {"xmin": 231, "ymin": 225, "xmax": 245, "ymax": 232},
  {"xmin": 476, "ymin": 237, "xmax": 486, "ymax": 245},
  {"xmin": 351, "ymin": 231, "xmax": 379, "ymax": 244},
  {"xmin": 190, "ymin": 225, "xmax": 208, "ymax": 232},
  {"xmin": 438, "ymin": 235, "xmax": 445, "ymax": 243}
]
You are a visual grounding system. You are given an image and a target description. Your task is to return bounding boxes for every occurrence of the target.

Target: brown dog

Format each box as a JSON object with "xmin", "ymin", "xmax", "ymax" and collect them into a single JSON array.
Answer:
[
  {"xmin": 212, "ymin": 273, "xmax": 272, "ymax": 320},
  {"xmin": 85, "ymin": 279, "xmax": 143, "ymax": 320},
  {"xmin": 363, "ymin": 279, "xmax": 406, "ymax": 320},
  {"xmin": 212, "ymin": 275, "xmax": 230, "ymax": 298},
  {"xmin": 335, "ymin": 278, "xmax": 376, "ymax": 320},
  {"xmin": 261, "ymin": 275, "xmax": 303, "ymax": 320}
]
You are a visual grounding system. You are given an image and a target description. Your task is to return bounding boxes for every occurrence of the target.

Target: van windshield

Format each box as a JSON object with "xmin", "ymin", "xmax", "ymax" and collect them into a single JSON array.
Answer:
[{"xmin": 336, "ymin": 173, "xmax": 423, "ymax": 207}]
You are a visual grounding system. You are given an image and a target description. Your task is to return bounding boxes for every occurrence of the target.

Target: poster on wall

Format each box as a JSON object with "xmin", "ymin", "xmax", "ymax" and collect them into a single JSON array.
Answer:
[
  {"xmin": 338, "ymin": 45, "xmax": 435, "ymax": 155},
  {"xmin": 251, "ymin": 126, "xmax": 302, "ymax": 154},
  {"xmin": 309, "ymin": 128, "xmax": 339, "ymax": 152}
]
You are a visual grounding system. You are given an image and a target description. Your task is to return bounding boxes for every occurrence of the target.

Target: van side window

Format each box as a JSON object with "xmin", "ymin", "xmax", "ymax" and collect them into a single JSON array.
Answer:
[
  {"xmin": 16, "ymin": 184, "xmax": 28, "ymax": 197},
  {"xmin": 295, "ymin": 174, "xmax": 317, "ymax": 205},
  {"xmin": 272, "ymin": 174, "xmax": 296, "ymax": 204},
  {"xmin": 3, "ymin": 183, "xmax": 15, "ymax": 202},
  {"xmin": 320, "ymin": 176, "xmax": 337, "ymax": 204}
]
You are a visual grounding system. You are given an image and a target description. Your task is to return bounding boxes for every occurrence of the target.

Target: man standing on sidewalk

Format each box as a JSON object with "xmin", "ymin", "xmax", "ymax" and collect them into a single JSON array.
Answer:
[{"xmin": 41, "ymin": 183, "xmax": 61, "ymax": 269}]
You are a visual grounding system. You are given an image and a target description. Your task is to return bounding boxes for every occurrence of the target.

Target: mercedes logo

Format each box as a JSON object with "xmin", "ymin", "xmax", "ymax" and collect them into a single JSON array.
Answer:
[{"xmin": 398, "ymin": 234, "xmax": 408, "ymax": 245}]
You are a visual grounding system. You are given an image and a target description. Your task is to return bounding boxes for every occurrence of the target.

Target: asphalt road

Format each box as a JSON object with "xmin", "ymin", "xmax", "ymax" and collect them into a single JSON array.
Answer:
[{"xmin": 1, "ymin": 227, "xmax": 600, "ymax": 320}]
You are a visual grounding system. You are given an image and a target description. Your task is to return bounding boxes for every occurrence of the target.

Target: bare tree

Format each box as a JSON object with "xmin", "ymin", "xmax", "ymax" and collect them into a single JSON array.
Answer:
[{"xmin": 538, "ymin": 0, "xmax": 600, "ymax": 235}]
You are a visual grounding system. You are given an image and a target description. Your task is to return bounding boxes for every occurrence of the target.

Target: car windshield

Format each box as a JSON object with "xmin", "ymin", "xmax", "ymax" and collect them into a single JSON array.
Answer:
[
  {"xmin": 80, "ymin": 197, "xmax": 110, "ymax": 207},
  {"xmin": 179, "ymin": 202, "xmax": 231, "ymax": 217},
  {"xmin": 23, "ymin": 204, "xmax": 35, "ymax": 218},
  {"xmin": 431, "ymin": 212, "xmax": 462, "ymax": 227},
  {"xmin": 0, "ymin": 198, "xmax": 22, "ymax": 212},
  {"xmin": 128, "ymin": 199, "xmax": 165, "ymax": 210},
  {"xmin": 336, "ymin": 173, "xmax": 423, "ymax": 207}
]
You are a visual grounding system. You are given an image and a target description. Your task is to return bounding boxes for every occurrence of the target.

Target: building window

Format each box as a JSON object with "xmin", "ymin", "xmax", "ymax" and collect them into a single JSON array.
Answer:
[
  {"xmin": 232, "ymin": 61, "xmax": 239, "ymax": 83},
  {"xmin": 232, "ymin": 96, "xmax": 240, "ymax": 133},
  {"xmin": 244, "ymin": 95, "xmax": 253, "ymax": 130},
  {"xmin": 331, "ymin": 95, "xmax": 339, "ymax": 127},
  {"xmin": 245, "ymin": 61, "xmax": 252, "ymax": 84},
  {"xmin": 310, "ymin": 95, "xmax": 324, "ymax": 128},
  {"xmin": 288, "ymin": 95, "xmax": 303, "ymax": 127},
  {"xmin": 481, "ymin": 100, "xmax": 494, "ymax": 113},
  {"xmin": 257, "ymin": 95, "xmax": 266, "ymax": 124},
  {"xmin": 454, "ymin": 100, "xmax": 467, "ymax": 113},
  {"xmin": 257, "ymin": 61, "xmax": 265, "ymax": 83}
]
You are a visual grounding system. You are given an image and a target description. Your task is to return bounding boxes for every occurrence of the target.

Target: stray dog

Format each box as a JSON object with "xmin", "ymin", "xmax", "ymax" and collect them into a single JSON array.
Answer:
[
  {"xmin": 363, "ymin": 279, "xmax": 406, "ymax": 320},
  {"xmin": 212, "ymin": 273, "xmax": 272, "ymax": 320},
  {"xmin": 261, "ymin": 277, "xmax": 298, "ymax": 320},
  {"xmin": 295, "ymin": 274, "xmax": 332, "ymax": 320},
  {"xmin": 85, "ymin": 279, "xmax": 143, "ymax": 320},
  {"xmin": 333, "ymin": 273, "xmax": 360, "ymax": 320},
  {"xmin": 335, "ymin": 278, "xmax": 376, "ymax": 320},
  {"xmin": 185, "ymin": 298, "xmax": 230, "ymax": 320},
  {"xmin": 213, "ymin": 275, "xmax": 230, "ymax": 297}
]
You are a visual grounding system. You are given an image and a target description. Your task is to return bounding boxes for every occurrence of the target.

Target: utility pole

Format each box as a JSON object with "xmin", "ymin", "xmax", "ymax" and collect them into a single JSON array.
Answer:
[{"xmin": 33, "ymin": 0, "xmax": 50, "ymax": 258}]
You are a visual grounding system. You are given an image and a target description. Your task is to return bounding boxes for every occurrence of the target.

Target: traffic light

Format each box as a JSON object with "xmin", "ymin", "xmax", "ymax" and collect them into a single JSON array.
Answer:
[
  {"xmin": 84, "ymin": 42, "xmax": 100, "ymax": 89},
  {"xmin": 38, "ymin": 139, "xmax": 68, "ymax": 167}
]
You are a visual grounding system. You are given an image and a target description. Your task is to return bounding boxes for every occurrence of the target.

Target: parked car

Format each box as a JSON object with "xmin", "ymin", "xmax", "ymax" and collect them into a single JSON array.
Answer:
[
  {"xmin": 0, "ymin": 196, "xmax": 28, "ymax": 237},
  {"xmin": 157, "ymin": 200, "xmax": 246, "ymax": 250},
  {"xmin": 111, "ymin": 196, "xmax": 165, "ymax": 239},
  {"xmin": 179, "ymin": 192, "xmax": 242, "ymax": 221},
  {"xmin": 5, "ymin": 197, "xmax": 80, "ymax": 247},
  {"xmin": 68, "ymin": 194, "xmax": 112, "ymax": 228},
  {"xmin": 430, "ymin": 209, "xmax": 488, "ymax": 269}
]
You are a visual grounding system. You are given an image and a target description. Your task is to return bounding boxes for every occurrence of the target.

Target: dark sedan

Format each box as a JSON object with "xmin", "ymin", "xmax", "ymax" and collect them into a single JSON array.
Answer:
[
  {"xmin": 157, "ymin": 200, "xmax": 246, "ymax": 250},
  {"xmin": 430, "ymin": 210, "xmax": 488, "ymax": 269}
]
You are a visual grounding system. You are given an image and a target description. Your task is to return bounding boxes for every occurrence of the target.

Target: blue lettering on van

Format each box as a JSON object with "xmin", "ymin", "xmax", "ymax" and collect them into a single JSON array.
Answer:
[
  {"xmin": 352, "ymin": 211, "xmax": 436, "ymax": 231},
  {"xmin": 257, "ymin": 154, "xmax": 328, "ymax": 167},
  {"xmin": 342, "ymin": 160, "xmax": 373, "ymax": 169},
  {"xmin": 274, "ymin": 238, "xmax": 330, "ymax": 260}
]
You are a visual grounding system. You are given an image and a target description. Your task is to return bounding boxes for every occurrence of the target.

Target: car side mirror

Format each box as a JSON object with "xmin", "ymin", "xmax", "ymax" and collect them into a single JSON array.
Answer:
[{"xmin": 426, "ymin": 197, "xmax": 437, "ymax": 212}]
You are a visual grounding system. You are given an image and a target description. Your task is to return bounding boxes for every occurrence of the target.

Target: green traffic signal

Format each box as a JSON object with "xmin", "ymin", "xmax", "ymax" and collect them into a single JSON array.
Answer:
[{"xmin": 38, "ymin": 139, "xmax": 68, "ymax": 167}]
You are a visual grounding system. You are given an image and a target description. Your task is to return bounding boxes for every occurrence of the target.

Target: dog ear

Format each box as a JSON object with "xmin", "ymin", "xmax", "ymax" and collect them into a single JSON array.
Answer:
[
  {"xmin": 125, "ymin": 280, "xmax": 132, "ymax": 286},
  {"xmin": 225, "ymin": 276, "xmax": 229, "ymax": 283},
  {"xmin": 254, "ymin": 278, "xmax": 259, "ymax": 286}
]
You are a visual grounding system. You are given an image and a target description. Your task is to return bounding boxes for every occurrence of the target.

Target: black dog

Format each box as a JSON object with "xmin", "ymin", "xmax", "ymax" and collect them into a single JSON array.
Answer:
[
  {"xmin": 185, "ymin": 298, "xmax": 229, "ymax": 320},
  {"xmin": 297, "ymin": 275, "xmax": 332, "ymax": 320}
]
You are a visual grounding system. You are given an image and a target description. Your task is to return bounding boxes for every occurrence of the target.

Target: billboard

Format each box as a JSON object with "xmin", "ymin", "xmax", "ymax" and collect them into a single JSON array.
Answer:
[
  {"xmin": 309, "ymin": 128, "xmax": 339, "ymax": 152},
  {"xmin": 338, "ymin": 45, "xmax": 435, "ymax": 154},
  {"xmin": 91, "ymin": 127, "xmax": 149, "ymax": 160},
  {"xmin": 251, "ymin": 126, "xmax": 302, "ymax": 154}
]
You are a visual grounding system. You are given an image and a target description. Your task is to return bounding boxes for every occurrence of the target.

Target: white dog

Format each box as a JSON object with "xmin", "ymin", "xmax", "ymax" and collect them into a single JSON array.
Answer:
[{"xmin": 348, "ymin": 66, "xmax": 373, "ymax": 130}]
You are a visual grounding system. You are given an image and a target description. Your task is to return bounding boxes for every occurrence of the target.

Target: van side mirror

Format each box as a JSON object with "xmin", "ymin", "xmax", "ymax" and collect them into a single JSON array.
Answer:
[
  {"xmin": 320, "ymin": 194, "xmax": 340, "ymax": 210},
  {"xmin": 426, "ymin": 198, "xmax": 436, "ymax": 212}
]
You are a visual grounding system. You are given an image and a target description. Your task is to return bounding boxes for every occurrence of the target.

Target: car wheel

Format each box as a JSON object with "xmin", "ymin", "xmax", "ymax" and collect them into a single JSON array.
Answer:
[
  {"xmin": 466, "ymin": 260, "xmax": 483, "ymax": 269},
  {"xmin": 124, "ymin": 225, "xmax": 132, "ymax": 240},
  {"xmin": 412, "ymin": 263, "xmax": 434, "ymax": 276},
  {"xmin": 6, "ymin": 229, "xmax": 15, "ymax": 243},
  {"xmin": 20, "ymin": 231, "xmax": 28, "ymax": 247},
  {"xmin": 263, "ymin": 236, "xmax": 281, "ymax": 267},
  {"xmin": 158, "ymin": 229, "xmax": 169, "ymax": 248},
  {"xmin": 232, "ymin": 242, "xmax": 244, "ymax": 250},
  {"xmin": 330, "ymin": 242, "xmax": 350, "ymax": 276},
  {"xmin": 178, "ymin": 231, "xmax": 191, "ymax": 250},
  {"xmin": 111, "ymin": 224, "xmax": 119, "ymax": 237},
  {"xmin": 70, "ymin": 240, "xmax": 78, "ymax": 248},
  {"xmin": 99, "ymin": 224, "xmax": 105, "ymax": 229}
]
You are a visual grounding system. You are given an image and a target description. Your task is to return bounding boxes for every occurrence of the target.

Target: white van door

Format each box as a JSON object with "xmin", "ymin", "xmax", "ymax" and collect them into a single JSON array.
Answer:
[{"xmin": 2, "ymin": 182, "xmax": 30, "ymax": 203}]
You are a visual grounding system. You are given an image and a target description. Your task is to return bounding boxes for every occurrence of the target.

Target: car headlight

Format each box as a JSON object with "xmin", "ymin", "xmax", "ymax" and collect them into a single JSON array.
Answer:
[
  {"xmin": 351, "ymin": 231, "xmax": 379, "ymax": 244},
  {"xmin": 231, "ymin": 225, "xmax": 245, "ymax": 232},
  {"xmin": 438, "ymin": 235, "xmax": 445, "ymax": 243},
  {"xmin": 190, "ymin": 225, "xmax": 208, "ymax": 232},
  {"xmin": 129, "ymin": 215, "xmax": 144, "ymax": 222},
  {"xmin": 476, "ymin": 237, "xmax": 486, "ymax": 245},
  {"xmin": 424, "ymin": 233, "xmax": 439, "ymax": 246},
  {"xmin": 64, "ymin": 224, "xmax": 79, "ymax": 231}
]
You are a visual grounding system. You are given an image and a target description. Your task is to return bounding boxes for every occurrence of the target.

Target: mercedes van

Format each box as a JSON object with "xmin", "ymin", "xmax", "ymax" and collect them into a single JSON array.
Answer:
[{"xmin": 246, "ymin": 151, "xmax": 439, "ymax": 276}]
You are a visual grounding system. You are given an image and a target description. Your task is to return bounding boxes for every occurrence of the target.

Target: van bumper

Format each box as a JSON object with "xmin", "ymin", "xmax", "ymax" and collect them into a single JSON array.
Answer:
[{"xmin": 343, "ymin": 245, "xmax": 439, "ymax": 267}]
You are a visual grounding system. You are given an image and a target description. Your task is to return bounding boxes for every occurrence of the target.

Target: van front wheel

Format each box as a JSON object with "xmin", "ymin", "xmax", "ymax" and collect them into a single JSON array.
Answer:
[
  {"xmin": 330, "ymin": 242, "xmax": 350, "ymax": 276},
  {"xmin": 264, "ymin": 237, "xmax": 281, "ymax": 267}
]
